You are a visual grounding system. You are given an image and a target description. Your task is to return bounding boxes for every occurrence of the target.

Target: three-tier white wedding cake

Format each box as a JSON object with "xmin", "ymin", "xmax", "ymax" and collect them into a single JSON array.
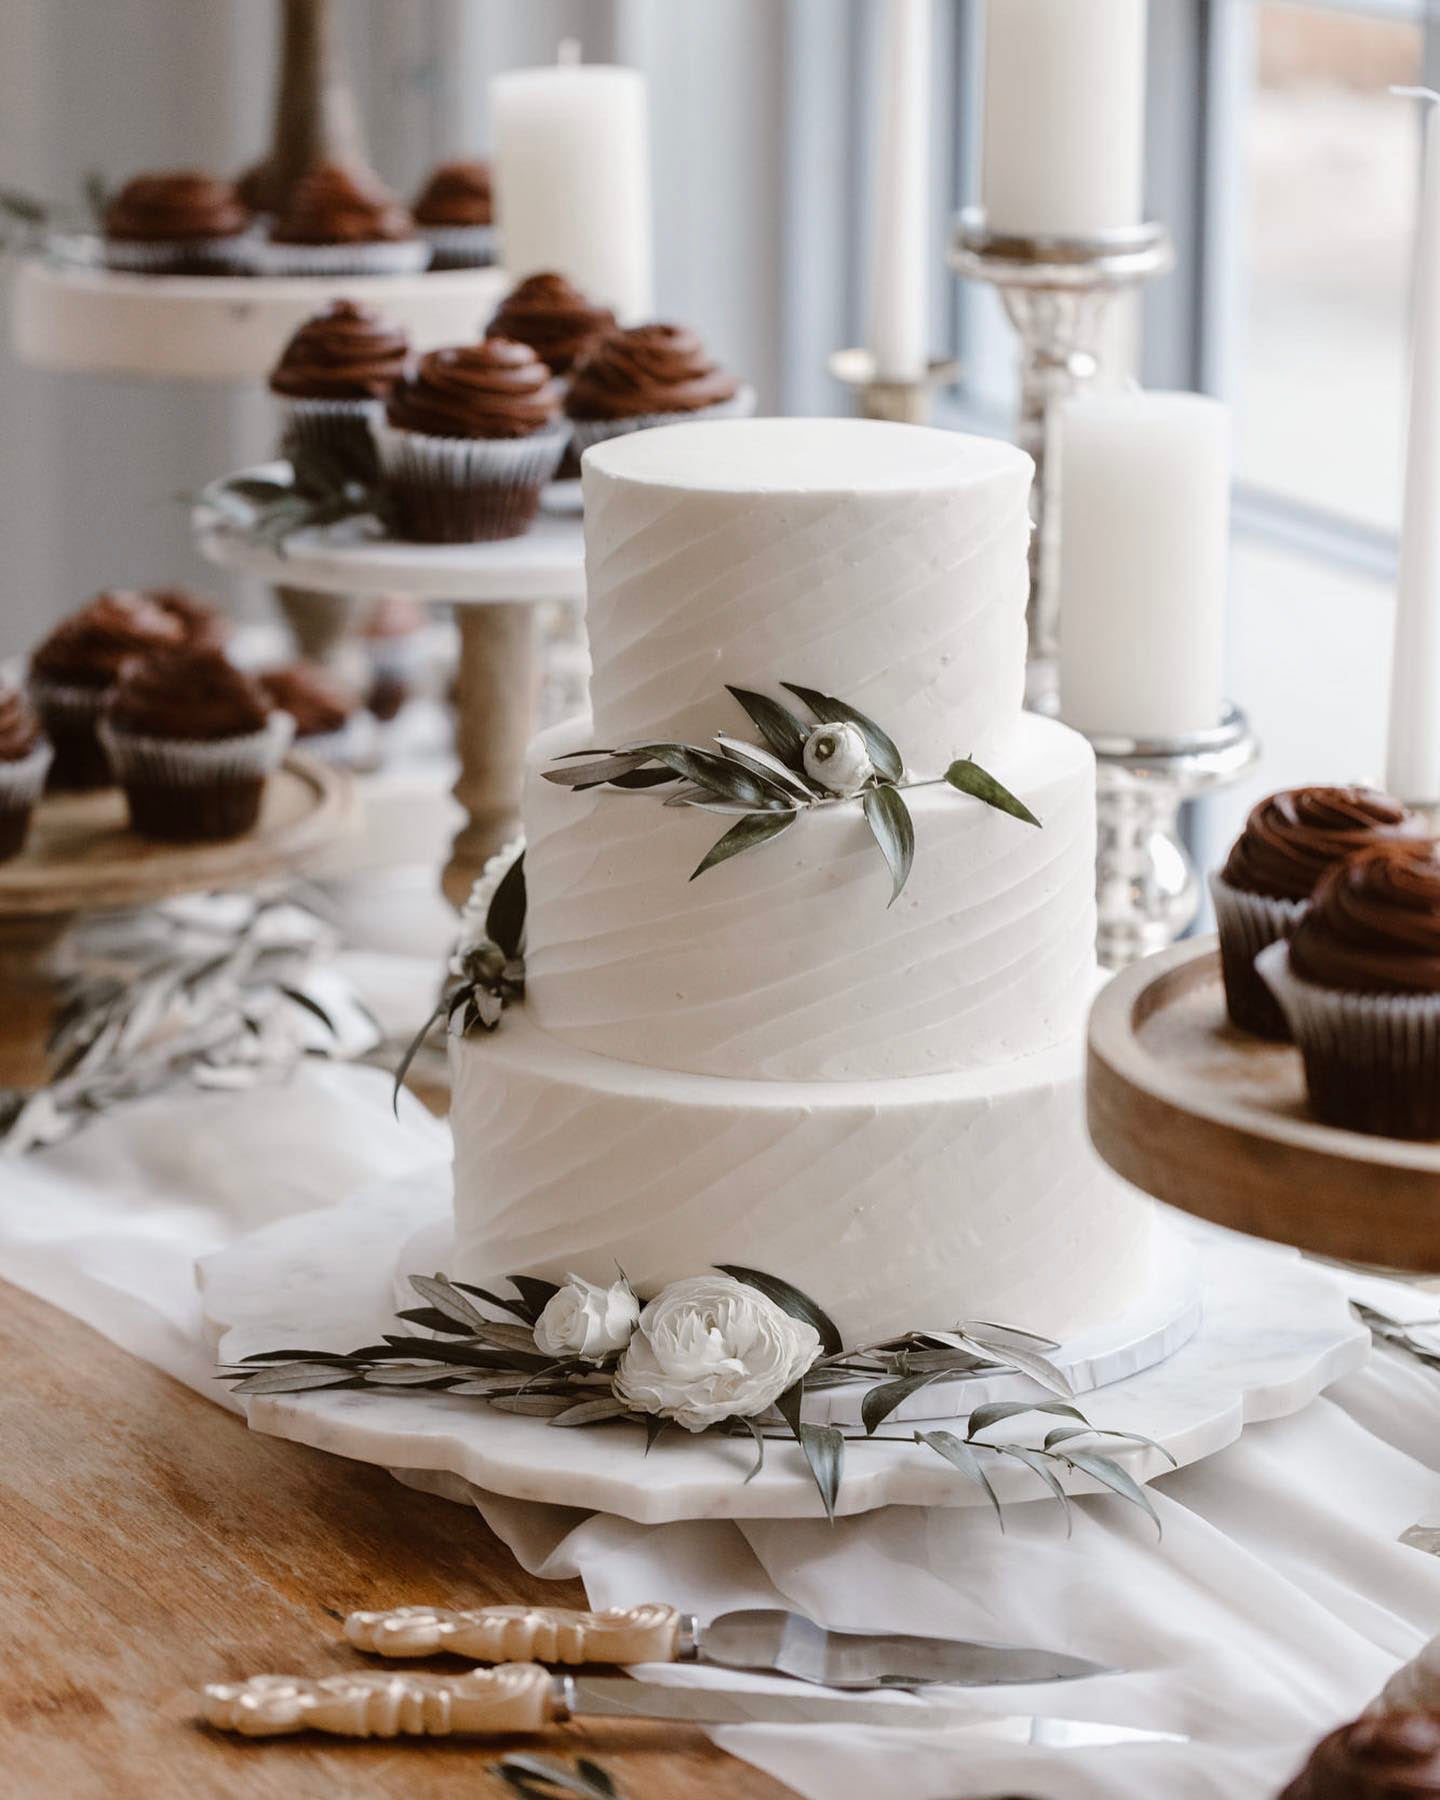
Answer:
[{"xmin": 449, "ymin": 417, "xmax": 1153, "ymax": 1345}]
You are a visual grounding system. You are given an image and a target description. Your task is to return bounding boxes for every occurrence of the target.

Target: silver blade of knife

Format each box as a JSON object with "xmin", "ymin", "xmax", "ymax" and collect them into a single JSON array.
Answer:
[{"xmin": 695, "ymin": 1609, "xmax": 1114, "ymax": 1688}]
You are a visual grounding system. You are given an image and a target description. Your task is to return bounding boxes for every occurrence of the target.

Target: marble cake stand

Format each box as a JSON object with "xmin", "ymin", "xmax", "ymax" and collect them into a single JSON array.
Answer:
[
  {"xmin": 200, "ymin": 1164, "xmax": 1371, "ymax": 1524},
  {"xmin": 193, "ymin": 474, "xmax": 586, "ymax": 908}
]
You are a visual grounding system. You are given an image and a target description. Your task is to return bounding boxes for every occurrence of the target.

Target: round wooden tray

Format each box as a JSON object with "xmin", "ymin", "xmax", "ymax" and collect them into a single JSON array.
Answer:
[{"xmin": 1087, "ymin": 936, "xmax": 1440, "ymax": 1273}]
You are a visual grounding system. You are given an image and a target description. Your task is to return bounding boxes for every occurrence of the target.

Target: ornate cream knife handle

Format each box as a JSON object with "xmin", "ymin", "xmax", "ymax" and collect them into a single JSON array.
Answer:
[
  {"xmin": 202, "ymin": 1665, "xmax": 568, "ymax": 1739},
  {"xmin": 344, "ymin": 1602, "xmax": 685, "ymax": 1666}
]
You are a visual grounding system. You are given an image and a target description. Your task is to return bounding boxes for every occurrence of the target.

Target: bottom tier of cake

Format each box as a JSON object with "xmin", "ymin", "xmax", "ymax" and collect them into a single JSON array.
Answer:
[{"xmin": 449, "ymin": 1010, "xmax": 1153, "ymax": 1346}]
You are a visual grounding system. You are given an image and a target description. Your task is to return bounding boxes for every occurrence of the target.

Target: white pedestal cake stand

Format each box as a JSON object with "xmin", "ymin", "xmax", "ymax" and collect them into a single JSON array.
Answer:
[
  {"xmin": 193, "ymin": 473, "xmax": 586, "ymax": 907},
  {"xmin": 199, "ymin": 1164, "xmax": 1370, "ymax": 1524}
]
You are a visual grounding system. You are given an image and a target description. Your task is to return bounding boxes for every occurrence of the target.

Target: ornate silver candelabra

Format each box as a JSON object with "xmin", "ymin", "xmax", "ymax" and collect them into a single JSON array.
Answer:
[
  {"xmin": 828, "ymin": 348, "xmax": 962, "ymax": 426},
  {"xmin": 1084, "ymin": 706, "xmax": 1259, "ymax": 970},
  {"xmin": 949, "ymin": 210, "xmax": 1174, "ymax": 712}
]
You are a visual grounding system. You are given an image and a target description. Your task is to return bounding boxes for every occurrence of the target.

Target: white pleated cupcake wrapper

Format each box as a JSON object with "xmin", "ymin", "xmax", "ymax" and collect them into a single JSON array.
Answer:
[
  {"xmin": 373, "ymin": 420, "xmax": 569, "ymax": 494},
  {"xmin": 566, "ymin": 383, "xmax": 758, "ymax": 460},
  {"xmin": 256, "ymin": 238, "xmax": 432, "ymax": 278},
  {"xmin": 98, "ymin": 711, "xmax": 295, "ymax": 787},
  {"xmin": 419, "ymin": 222, "xmax": 498, "ymax": 265},
  {"xmin": 27, "ymin": 677, "xmax": 109, "ymax": 729},
  {"xmin": 1256, "ymin": 938, "xmax": 1440, "ymax": 1075},
  {"xmin": 103, "ymin": 234, "xmax": 258, "ymax": 275},
  {"xmin": 1209, "ymin": 873, "xmax": 1309, "ymax": 966},
  {"xmin": 277, "ymin": 397, "xmax": 386, "ymax": 463},
  {"xmin": 0, "ymin": 741, "xmax": 54, "ymax": 810}
]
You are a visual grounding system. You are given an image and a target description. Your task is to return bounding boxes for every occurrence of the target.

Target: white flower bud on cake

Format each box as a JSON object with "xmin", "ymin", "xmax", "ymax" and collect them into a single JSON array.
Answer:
[
  {"xmin": 533, "ymin": 1273, "xmax": 640, "ymax": 1361},
  {"xmin": 802, "ymin": 722, "xmax": 873, "ymax": 795},
  {"xmin": 613, "ymin": 1274, "xmax": 821, "ymax": 1431}
]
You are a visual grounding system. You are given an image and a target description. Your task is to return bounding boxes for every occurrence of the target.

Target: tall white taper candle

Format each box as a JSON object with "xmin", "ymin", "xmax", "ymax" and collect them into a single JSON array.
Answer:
[
  {"xmin": 1387, "ymin": 90, "xmax": 1440, "ymax": 802},
  {"xmin": 981, "ymin": 0, "xmax": 1147, "ymax": 239},
  {"xmin": 1058, "ymin": 392, "xmax": 1230, "ymax": 740},
  {"xmin": 867, "ymin": 0, "xmax": 931, "ymax": 382}
]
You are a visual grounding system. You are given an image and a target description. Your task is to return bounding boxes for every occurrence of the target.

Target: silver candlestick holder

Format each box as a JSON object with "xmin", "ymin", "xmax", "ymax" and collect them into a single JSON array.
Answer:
[
  {"xmin": 949, "ymin": 210, "xmax": 1175, "ymax": 712},
  {"xmin": 828, "ymin": 348, "xmax": 962, "ymax": 426},
  {"xmin": 1083, "ymin": 705, "xmax": 1259, "ymax": 971}
]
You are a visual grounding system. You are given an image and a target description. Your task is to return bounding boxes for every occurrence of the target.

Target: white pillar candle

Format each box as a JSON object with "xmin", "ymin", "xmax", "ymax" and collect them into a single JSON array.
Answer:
[
  {"xmin": 1058, "ymin": 392, "xmax": 1230, "ymax": 740},
  {"xmin": 1387, "ymin": 91, "xmax": 1440, "ymax": 802},
  {"xmin": 866, "ymin": 0, "xmax": 931, "ymax": 382},
  {"xmin": 981, "ymin": 0, "xmax": 1147, "ymax": 239},
  {"xmin": 491, "ymin": 61, "xmax": 653, "ymax": 320}
]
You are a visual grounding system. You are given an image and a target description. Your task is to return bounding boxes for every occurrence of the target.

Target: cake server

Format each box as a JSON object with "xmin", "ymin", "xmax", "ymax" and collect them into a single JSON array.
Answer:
[
  {"xmin": 342, "ymin": 1603, "xmax": 1115, "ymax": 1689},
  {"xmin": 202, "ymin": 1664, "xmax": 1168, "ymax": 1741}
]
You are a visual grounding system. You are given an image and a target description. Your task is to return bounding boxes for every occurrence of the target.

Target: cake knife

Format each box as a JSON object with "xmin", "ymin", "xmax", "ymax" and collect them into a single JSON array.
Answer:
[
  {"xmin": 202, "ymin": 1664, "xmax": 1170, "ymax": 1741},
  {"xmin": 342, "ymin": 1604, "xmax": 1115, "ymax": 1689}
]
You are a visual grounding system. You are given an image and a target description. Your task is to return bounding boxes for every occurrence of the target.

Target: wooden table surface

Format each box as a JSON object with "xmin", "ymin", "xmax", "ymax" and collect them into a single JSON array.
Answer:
[{"xmin": 0, "ymin": 1278, "xmax": 794, "ymax": 1800}]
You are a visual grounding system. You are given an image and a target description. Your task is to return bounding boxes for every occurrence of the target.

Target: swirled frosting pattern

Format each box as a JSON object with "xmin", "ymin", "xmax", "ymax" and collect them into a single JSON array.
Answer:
[
  {"xmin": 109, "ymin": 648, "xmax": 271, "ymax": 742},
  {"xmin": 269, "ymin": 300, "xmax": 410, "ymax": 399},
  {"xmin": 146, "ymin": 588, "xmax": 229, "ymax": 647},
  {"xmin": 104, "ymin": 171, "xmax": 249, "ymax": 242},
  {"xmin": 270, "ymin": 162, "xmax": 415, "ymax": 245},
  {"xmin": 1280, "ymin": 1713, "xmax": 1440, "ymax": 1798},
  {"xmin": 0, "ymin": 686, "xmax": 41, "ymax": 761},
  {"xmin": 31, "ymin": 592, "xmax": 185, "ymax": 689},
  {"xmin": 386, "ymin": 340, "xmax": 562, "ymax": 440},
  {"xmin": 1290, "ymin": 842, "xmax": 1440, "ymax": 993},
  {"xmin": 487, "ymin": 273, "xmax": 616, "ymax": 377},
  {"xmin": 1222, "ymin": 787, "xmax": 1421, "ymax": 901},
  {"xmin": 412, "ymin": 159, "xmax": 493, "ymax": 226},
  {"xmin": 259, "ymin": 662, "xmax": 354, "ymax": 736},
  {"xmin": 565, "ymin": 324, "xmax": 739, "ymax": 421}
]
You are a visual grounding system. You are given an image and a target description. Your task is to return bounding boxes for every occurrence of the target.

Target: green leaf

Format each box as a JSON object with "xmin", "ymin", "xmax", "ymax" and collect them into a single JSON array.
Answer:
[
  {"xmin": 915, "ymin": 1430, "xmax": 1005, "ymax": 1531},
  {"xmin": 741, "ymin": 1418, "xmax": 767, "ymax": 1484},
  {"xmin": 0, "ymin": 187, "xmax": 49, "ymax": 224},
  {"xmin": 392, "ymin": 998, "xmax": 446, "ymax": 1115},
  {"xmin": 716, "ymin": 1266, "xmax": 844, "ymax": 1358},
  {"xmin": 691, "ymin": 810, "xmax": 797, "ymax": 880},
  {"xmin": 862, "ymin": 784, "xmax": 915, "ymax": 906},
  {"xmin": 798, "ymin": 1422, "xmax": 845, "ymax": 1521},
  {"xmin": 724, "ymin": 686, "xmax": 811, "ymax": 766},
  {"xmin": 229, "ymin": 1363, "xmax": 360, "ymax": 1396},
  {"xmin": 629, "ymin": 744, "xmax": 781, "ymax": 809},
  {"xmin": 643, "ymin": 1415, "xmax": 668, "ymax": 1454},
  {"xmin": 966, "ymin": 1398, "xmax": 1088, "ymax": 1440},
  {"xmin": 781, "ymin": 683, "xmax": 904, "ymax": 783},
  {"xmin": 954, "ymin": 1329, "xmax": 1074, "ymax": 1398},
  {"xmin": 1061, "ymin": 1448, "xmax": 1162, "ymax": 1536},
  {"xmin": 713, "ymin": 735, "xmax": 816, "ymax": 799},
  {"xmin": 486, "ymin": 851, "xmax": 527, "ymax": 960},
  {"xmin": 996, "ymin": 1446, "xmax": 1074, "ymax": 1535},
  {"xmin": 451, "ymin": 1280, "xmax": 536, "ymax": 1323},
  {"xmin": 774, "ymin": 1379, "xmax": 806, "ymax": 1442},
  {"xmin": 542, "ymin": 753, "xmax": 654, "ymax": 788},
  {"xmin": 394, "ymin": 1305, "xmax": 477, "ymax": 1336},
  {"xmin": 860, "ymin": 1370, "xmax": 948, "ymax": 1435},
  {"xmin": 548, "ymin": 1398, "xmax": 629, "ymax": 1427},
  {"xmin": 606, "ymin": 766, "xmax": 686, "ymax": 790},
  {"xmin": 944, "ymin": 758, "xmax": 1041, "ymax": 828},
  {"xmin": 490, "ymin": 1395, "xmax": 576, "ymax": 1418},
  {"xmin": 507, "ymin": 1274, "xmax": 562, "ymax": 1318},
  {"xmin": 408, "ymin": 1273, "xmax": 493, "ymax": 1335}
]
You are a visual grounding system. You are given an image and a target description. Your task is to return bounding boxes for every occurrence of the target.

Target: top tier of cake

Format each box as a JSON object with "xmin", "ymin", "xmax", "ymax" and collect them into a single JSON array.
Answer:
[{"xmin": 581, "ymin": 418, "xmax": 1034, "ymax": 769}]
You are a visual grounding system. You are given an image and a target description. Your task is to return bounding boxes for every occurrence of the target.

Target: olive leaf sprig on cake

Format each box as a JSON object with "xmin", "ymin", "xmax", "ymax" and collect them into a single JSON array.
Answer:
[{"xmin": 543, "ymin": 682, "xmax": 1040, "ymax": 904}]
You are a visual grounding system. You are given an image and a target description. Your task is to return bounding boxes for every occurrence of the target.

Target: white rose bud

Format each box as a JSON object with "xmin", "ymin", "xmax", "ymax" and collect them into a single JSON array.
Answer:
[
  {"xmin": 802, "ymin": 721, "xmax": 874, "ymax": 796},
  {"xmin": 533, "ymin": 1273, "xmax": 641, "ymax": 1361},
  {"xmin": 613, "ymin": 1274, "xmax": 821, "ymax": 1433}
]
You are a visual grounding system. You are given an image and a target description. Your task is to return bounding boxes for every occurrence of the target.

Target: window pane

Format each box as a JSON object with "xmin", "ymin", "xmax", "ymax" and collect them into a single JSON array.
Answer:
[{"xmin": 1237, "ymin": 2, "xmax": 1422, "ymax": 529}]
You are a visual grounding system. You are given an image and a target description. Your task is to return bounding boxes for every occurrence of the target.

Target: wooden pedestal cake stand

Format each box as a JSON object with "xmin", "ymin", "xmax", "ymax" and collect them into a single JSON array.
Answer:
[
  {"xmin": 0, "ymin": 753, "xmax": 354, "ymax": 1090},
  {"xmin": 1087, "ymin": 935, "xmax": 1440, "ymax": 1273}
]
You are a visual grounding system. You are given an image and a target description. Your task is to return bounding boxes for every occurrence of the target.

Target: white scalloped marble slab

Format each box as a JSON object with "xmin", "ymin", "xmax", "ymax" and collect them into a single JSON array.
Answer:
[{"xmin": 199, "ymin": 1167, "xmax": 1371, "ymax": 1522}]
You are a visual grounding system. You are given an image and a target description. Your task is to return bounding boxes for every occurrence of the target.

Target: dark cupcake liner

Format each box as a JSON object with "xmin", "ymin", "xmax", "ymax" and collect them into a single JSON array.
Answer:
[
  {"xmin": 1257, "ymin": 940, "xmax": 1440, "ymax": 1140},
  {"xmin": 0, "ymin": 741, "xmax": 53, "ymax": 864},
  {"xmin": 566, "ymin": 384, "xmax": 757, "ymax": 462},
  {"xmin": 277, "ymin": 397, "xmax": 386, "ymax": 482},
  {"xmin": 257, "ymin": 238, "xmax": 431, "ymax": 278},
  {"xmin": 1209, "ymin": 872, "xmax": 1309, "ymax": 1041},
  {"xmin": 374, "ymin": 421, "xmax": 568, "ymax": 543},
  {"xmin": 103, "ymin": 234, "xmax": 259, "ymax": 277},
  {"xmin": 98, "ymin": 712, "xmax": 294, "ymax": 843},
  {"xmin": 418, "ymin": 222, "xmax": 498, "ymax": 270},
  {"xmin": 27, "ymin": 677, "xmax": 113, "ymax": 791}
]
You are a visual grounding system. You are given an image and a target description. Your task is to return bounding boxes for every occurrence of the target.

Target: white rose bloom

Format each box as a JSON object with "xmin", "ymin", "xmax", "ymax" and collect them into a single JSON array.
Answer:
[
  {"xmin": 533, "ymin": 1273, "xmax": 641, "ymax": 1361},
  {"xmin": 802, "ymin": 722, "xmax": 874, "ymax": 796},
  {"xmin": 614, "ymin": 1275, "xmax": 822, "ymax": 1432}
]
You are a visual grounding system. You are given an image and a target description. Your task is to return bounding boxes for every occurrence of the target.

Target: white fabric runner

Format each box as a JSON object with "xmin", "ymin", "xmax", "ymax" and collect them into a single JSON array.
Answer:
[{"xmin": 4, "ymin": 1016, "xmax": 1440, "ymax": 1799}]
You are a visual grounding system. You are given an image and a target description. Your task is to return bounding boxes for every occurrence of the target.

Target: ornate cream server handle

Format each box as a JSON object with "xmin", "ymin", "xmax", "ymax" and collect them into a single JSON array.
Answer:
[
  {"xmin": 201, "ymin": 1664, "xmax": 565, "ymax": 1739},
  {"xmin": 344, "ymin": 1602, "xmax": 685, "ymax": 1666}
]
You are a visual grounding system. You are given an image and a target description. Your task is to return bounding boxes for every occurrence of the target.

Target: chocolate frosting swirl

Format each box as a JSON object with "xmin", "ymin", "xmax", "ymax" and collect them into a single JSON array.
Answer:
[
  {"xmin": 0, "ymin": 686, "xmax": 42, "ymax": 762},
  {"xmin": 146, "ymin": 588, "xmax": 229, "ymax": 648},
  {"xmin": 386, "ymin": 339, "xmax": 562, "ymax": 440},
  {"xmin": 565, "ymin": 323, "xmax": 740, "ymax": 421},
  {"xmin": 1280, "ymin": 1713, "xmax": 1440, "ymax": 1798},
  {"xmin": 1290, "ymin": 842, "xmax": 1440, "ymax": 993},
  {"xmin": 31, "ymin": 592, "xmax": 185, "ymax": 690},
  {"xmin": 269, "ymin": 300, "xmax": 410, "ymax": 400},
  {"xmin": 1221, "ymin": 787, "xmax": 1422, "ymax": 902},
  {"xmin": 486, "ymin": 273, "xmax": 616, "ymax": 377},
  {"xmin": 109, "ymin": 648, "xmax": 271, "ymax": 742},
  {"xmin": 412, "ymin": 159, "xmax": 493, "ymax": 227},
  {"xmin": 104, "ymin": 171, "xmax": 250, "ymax": 242},
  {"xmin": 259, "ymin": 663, "xmax": 355, "ymax": 737},
  {"xmin": 270, "ymin": 162, "xmax": 415, "ymax": 246}
]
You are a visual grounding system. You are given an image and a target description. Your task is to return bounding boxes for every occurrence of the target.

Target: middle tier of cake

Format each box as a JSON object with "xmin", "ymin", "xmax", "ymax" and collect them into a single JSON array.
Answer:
[{"xmin": 524, "ymin": 709, "xmax": 1098, "ymax": 1082}]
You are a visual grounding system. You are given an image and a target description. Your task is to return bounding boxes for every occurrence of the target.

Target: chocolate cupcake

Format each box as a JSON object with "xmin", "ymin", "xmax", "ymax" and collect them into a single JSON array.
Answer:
[
  {"xmin": 564, "ymin": 322, "xmax": 754, "ymax": 460},
  {"xmin": 375, "ymin": 338, "xmax": 566, "ymax": 542},
  {"xmin": 259, "ymin": 662, "xmax": 365, "ymax": 765},
  {"xmin": 0, "ymin": 687, "xmax": 51, "ymax": 863},
  {"xmin": 487, "ymin": 272, "xmax": 617, "ymax": 379},
  {"xmin": 1258, "ymin": 842, "xmax": 1440, "ymax": 1139},
  {"xmin": 103, "ymin": 171, "xmax": 254, "ymax": 275},
  {"xmin": 262, "ymin": 162, "xmax": 428, "ymax": 277},
  {"xmin": 99, "ymin": 648, "xmax": 294, "ymax": 843},
  {"xmin": 1211, "ymin": 788, "xmax": 1422, "ymax": 1039},
  {"xmin": 269, "ymin": 300, "xmax": 410, "ymax": 477},
  {"xmin": 412, "ymin": 159, "xmax": 496, "ymax": 269},
  {"xmin": 362, "ymin": 597, "xmax": 427, "ymax": 721},
  {"xmin": 1279, "ymin": 1711, "xmax": 1440, "ymax": 1798},
  {"xmin": 147, "ymin": 588, "xmax": 231, "ymax": 649},
  {"xmin": 28, "ymin": 591, "xmax": 186, "ymax": 790}
]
